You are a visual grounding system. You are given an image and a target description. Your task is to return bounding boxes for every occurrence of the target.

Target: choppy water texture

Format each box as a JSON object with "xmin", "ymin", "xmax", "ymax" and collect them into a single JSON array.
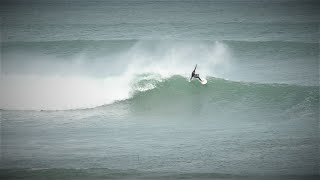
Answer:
[{"xmin": 1, "ymin": 0, "xmax": 319, "ymax": 179}]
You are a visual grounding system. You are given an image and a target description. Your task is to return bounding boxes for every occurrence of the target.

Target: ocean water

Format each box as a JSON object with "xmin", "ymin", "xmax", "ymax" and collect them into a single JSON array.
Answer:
[{"xmin": 0, "ymin": 0, "xmax": 319, "ymax": 179}]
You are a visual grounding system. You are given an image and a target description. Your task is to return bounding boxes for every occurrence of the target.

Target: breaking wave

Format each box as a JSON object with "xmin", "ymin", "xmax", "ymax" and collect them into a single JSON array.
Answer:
[{"xmin": 1, "ymin": 40, "xmax": 318, "ymax": 111}]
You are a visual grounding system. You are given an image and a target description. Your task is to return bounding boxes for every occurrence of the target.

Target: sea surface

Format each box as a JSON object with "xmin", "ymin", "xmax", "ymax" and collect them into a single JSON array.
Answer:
[{"xmin": 1, "ymin": 0, "xmax": 319, "ymax": 179}]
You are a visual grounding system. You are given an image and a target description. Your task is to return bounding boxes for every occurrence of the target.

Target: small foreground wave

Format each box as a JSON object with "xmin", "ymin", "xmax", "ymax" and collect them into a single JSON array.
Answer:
[{"xmin": 1, "ymin": 168, "xmax": 318, "ymax": 180}]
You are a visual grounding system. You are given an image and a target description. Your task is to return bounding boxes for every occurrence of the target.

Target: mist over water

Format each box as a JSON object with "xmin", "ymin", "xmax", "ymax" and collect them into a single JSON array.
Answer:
[
  {"xmin": 1, "ymin": 40, "xmax": 232, "ymax": 110},
  {"xmin": 1, "ymin": 0, "xmax": 319, "ymax": 179}
]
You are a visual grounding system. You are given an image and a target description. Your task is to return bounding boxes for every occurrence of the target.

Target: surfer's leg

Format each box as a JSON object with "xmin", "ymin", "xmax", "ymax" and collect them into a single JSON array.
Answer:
[{"xmin": 194, "ymin": 74, "xmax": 202, "ymax": 81}]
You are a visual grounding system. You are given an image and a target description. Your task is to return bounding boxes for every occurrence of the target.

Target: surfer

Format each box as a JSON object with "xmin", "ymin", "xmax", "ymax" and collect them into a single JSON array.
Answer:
[{"xmin": 190, "ymin": 64, "xmax": 202, "ymax": 81}]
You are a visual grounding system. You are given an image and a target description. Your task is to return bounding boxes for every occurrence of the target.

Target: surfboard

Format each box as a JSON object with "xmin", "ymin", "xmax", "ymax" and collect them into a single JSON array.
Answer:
[{"xmin": 200, "ymin": 79, "xmax": 207, "ymax": 85}]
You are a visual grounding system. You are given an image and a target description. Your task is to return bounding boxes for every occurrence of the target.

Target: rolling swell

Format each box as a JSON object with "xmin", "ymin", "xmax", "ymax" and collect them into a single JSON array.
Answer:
[
  {"xmin": 0, "ymin": 168, "xmax": 235, "ymax": 179},
  {"xmin": 3, "ymin": 39, "xmax": 317, "ymax": 53},
  {"xmin": 3, "ymin": 39, "xmax": 317, "ymax": 65},
  {"xmin": 1, "ymin": 168, "xmax": 318, "ymax": 180}
]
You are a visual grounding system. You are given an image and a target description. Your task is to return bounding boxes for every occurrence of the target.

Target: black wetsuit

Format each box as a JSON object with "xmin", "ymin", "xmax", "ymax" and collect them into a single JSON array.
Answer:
[{"xmin": 190, "ymin": 64, "xmax": 202, "ymax": 81}]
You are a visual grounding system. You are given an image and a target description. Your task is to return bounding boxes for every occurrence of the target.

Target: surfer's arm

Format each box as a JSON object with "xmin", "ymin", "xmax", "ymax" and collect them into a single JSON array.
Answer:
[{"xmin": 193, "ymin": 64, "xmax": 197, "ymax": 71}]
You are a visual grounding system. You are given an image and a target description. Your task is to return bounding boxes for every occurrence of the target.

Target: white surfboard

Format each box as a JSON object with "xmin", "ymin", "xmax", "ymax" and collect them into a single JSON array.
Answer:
[{"xmin": 200, "ymin": 79, "xmax": 207, "ymax": 85}]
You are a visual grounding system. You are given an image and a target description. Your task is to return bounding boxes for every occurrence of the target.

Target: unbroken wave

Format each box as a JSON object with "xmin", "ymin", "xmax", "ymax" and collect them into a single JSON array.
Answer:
[{"xmin": 120, "ymin": 76, "xmax": 319, "ymax": 116}]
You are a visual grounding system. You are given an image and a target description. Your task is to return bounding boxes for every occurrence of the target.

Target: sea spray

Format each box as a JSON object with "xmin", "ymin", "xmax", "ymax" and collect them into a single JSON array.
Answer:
[{"xmin": 1, "ymin": 41, "xmax": 231, "ymax": 110}]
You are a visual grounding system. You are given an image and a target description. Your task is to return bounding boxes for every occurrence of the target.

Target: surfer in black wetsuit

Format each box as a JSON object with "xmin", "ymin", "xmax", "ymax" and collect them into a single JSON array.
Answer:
[{"xmin": 190, "ymin": 64, "xmax": 202, "ymax": 81}]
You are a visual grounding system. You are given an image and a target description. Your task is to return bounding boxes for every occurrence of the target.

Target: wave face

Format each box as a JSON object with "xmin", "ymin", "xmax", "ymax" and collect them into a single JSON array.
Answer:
[
  {"xmin": 2, "ymin": 74, "xmax": 318, "ymax": 112},
  {"xmin": 120, "ymin": 76, "xmax": 319, "ymax": 118}
]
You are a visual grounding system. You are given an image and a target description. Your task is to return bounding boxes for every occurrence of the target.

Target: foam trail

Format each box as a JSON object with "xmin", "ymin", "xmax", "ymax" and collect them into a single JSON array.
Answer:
[
  {"xmin": 1, "ymin": 41, "xmax": 231, "ymax": 110},
  {"xmin": 0, "ymin": 75, "xmax": 132, "ymax": 110}
]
